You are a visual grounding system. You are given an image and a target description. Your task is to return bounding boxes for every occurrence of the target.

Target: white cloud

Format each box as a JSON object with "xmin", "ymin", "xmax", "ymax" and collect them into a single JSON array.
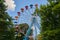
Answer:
[{"xmin": 4, "ymin": 0, "xmax": 16, "ymax": 11}]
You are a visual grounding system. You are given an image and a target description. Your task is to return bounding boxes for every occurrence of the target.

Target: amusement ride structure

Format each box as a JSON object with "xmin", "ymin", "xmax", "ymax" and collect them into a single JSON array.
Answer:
[{"xmin": 13, "ymin": 4, "xmax": 40, "ymax": 40}]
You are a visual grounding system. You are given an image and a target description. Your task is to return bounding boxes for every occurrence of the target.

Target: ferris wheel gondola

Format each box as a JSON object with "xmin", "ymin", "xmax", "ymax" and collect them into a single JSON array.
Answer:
[
  {"xmin": 17, "ymin": 12, "xmax": 20, "ymax": 16},
  {"xmin": 30, "ymin": 4, "xmax": 33, "ymax": 8},
  {"xmin": 21, "ymin": 8, "xmax": 24, "ymax": 12},
  {"xmin": 25, "ymin": 6, "xmax": 28, "ymax": 10}
]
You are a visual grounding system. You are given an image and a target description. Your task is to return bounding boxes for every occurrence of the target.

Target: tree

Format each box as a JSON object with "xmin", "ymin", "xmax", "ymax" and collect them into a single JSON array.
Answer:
[
  {"xmin": 15, "ymin": 23, "xmax": 29, "ymax": 40},
  {"xmin": 0, "ymin": 0, "xmax": 15, "ymax": 40},
  {"xmin": 19, "ymin": 23, "xmax": 29, "ymax": 34},
  {"xmin": 37, "ymin": 34, "xmax": 42, "ymax": 40},
  {"xmin": 35, "ymin": 0, "xmax": 60, "ymax": 40}
]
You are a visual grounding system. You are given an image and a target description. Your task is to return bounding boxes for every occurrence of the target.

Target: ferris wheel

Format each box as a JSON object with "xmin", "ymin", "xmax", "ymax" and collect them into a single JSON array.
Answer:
[{"xmin": 13, "ymin": 4, "xmax": 40, "ymax": 40}]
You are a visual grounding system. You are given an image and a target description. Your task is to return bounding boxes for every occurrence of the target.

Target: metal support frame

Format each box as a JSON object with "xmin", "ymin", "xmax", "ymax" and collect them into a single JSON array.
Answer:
[{"xmin": 24, "ymin": 16, "xmax": 40, "ymax": 40}]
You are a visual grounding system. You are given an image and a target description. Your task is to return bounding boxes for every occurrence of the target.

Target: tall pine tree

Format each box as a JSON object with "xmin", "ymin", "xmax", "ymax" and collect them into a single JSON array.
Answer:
[
  {"xmin": 0, "ymin": 0, "xmax": 15, "ymax": 40},
  {"xmin": 35, "ymin": 0, "xmax": 60, "ymax": 40}
]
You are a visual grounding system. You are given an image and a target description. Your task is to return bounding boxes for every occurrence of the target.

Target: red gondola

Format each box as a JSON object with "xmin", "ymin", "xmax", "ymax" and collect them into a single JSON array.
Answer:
[
  {"xmin": 15, "ymin": 16, "xmax": 18, "ymax": 20},
  {"xmin": 21, "ymin": 8, "xmax": 24, "ymax": 12},
  {"xmin": 25, "ymin": 6, "xmax": 28, "ymax": 10},
  {"xmin": 35, "ymin": 4, "xmax": 38, "ymax": 8}
]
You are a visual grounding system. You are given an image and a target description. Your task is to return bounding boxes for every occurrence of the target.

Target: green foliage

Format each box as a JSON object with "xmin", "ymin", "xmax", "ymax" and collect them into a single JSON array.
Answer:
[
  {"xmin": 19, "ymin": 23, "xmax": 29, "ymax": 34},
  {"xmin": 15, "ymin": 23, "xmax": 29, "ymax": 40},
  {"xmin": 0, "ymin": 0, "xmax": 15, "ymax": 40},
  {"xmin": 36, "ymin": 0, "xmax": 60, "ymax": 40}
]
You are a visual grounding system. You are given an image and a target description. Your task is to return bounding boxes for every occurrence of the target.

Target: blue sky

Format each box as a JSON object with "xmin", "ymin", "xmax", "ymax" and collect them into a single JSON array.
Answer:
[{"xmin": 7, "ymin": 0, "xmax": 47, "ymax": 26}]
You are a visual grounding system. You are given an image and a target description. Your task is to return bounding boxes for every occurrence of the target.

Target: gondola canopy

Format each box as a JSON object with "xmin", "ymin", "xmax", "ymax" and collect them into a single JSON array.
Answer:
[
  {"xmin": 21, "ymin": 8, "xmax": 24, "ymax": 12},
  {"xmin": 25, "ymin": 6, "xmax": 28, "ymax": 10},
  {"xmin": 17, "ymin": 12, "xmax": 20, "ymax": 16},
  {"xmin": 35, "ymin": 4, "xmax": 38, "ymax": 8},
  {"xmin": 30, "ymin": 4, "xmax": 33, "ymax": 8},
  {"xmin": 15, "ymin": 16, "xmax": 18, "ymax": 20}
]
